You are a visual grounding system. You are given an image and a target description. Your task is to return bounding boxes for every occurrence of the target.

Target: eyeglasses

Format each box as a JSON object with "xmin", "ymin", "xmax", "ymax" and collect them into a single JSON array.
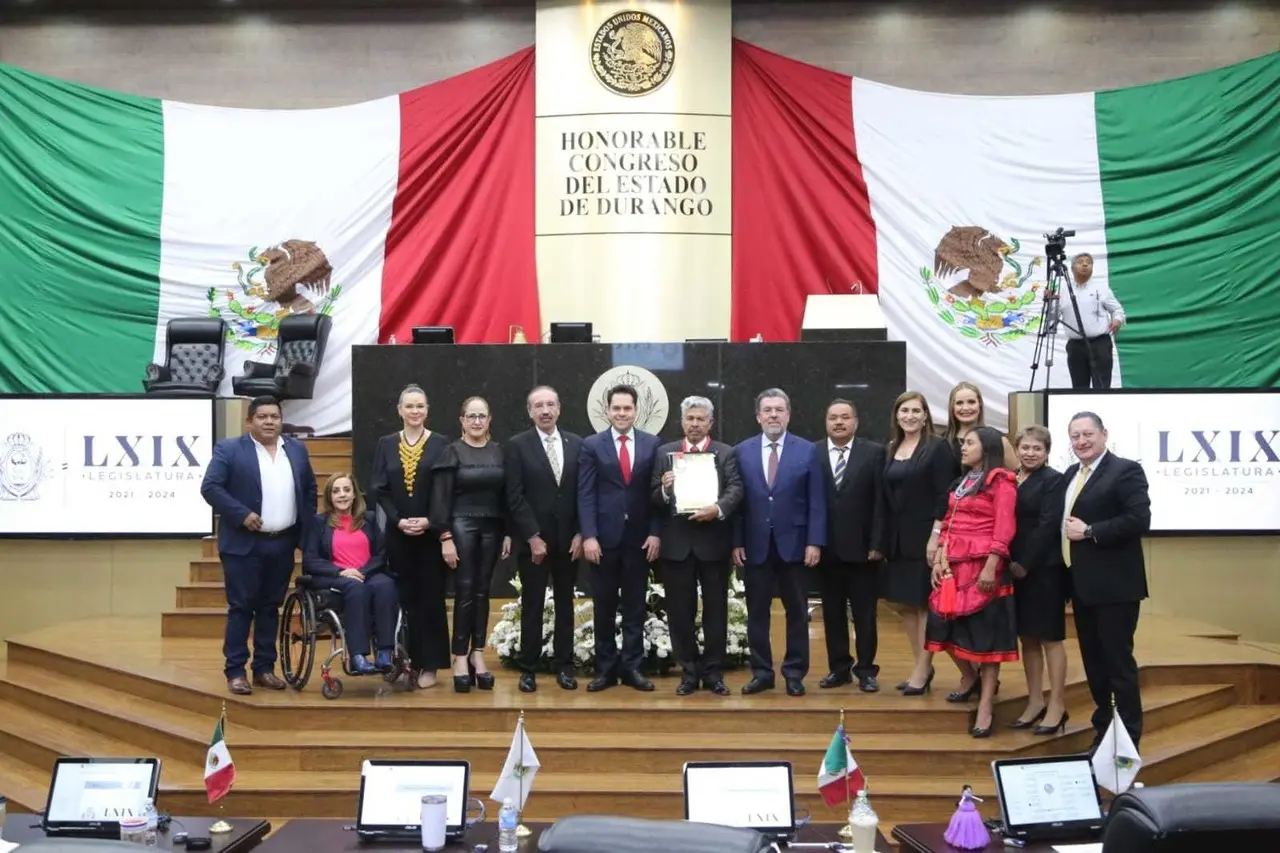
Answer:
[{"xmin": 463, "ymin": 413, "xmax": 489, "ymax": 421}]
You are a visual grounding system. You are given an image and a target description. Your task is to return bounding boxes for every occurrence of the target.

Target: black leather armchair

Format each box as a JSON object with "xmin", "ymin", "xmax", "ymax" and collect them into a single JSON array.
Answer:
[
  {"xmin": 231, "ymin": 313, "xmax": 332, "ymax": 400},
  {"xmin": 143, "ymin": 317, "xmax": 226, "ymax": 396},
  {"xmin": 1102, "ymin": 783, "xmax": 1280, "ymax": 852}
]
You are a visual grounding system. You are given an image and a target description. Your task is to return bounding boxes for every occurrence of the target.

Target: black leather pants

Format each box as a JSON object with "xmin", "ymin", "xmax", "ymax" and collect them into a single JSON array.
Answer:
[{"xmin": 450, "ymin": 515, "xmax": 503, "ymax": 656}]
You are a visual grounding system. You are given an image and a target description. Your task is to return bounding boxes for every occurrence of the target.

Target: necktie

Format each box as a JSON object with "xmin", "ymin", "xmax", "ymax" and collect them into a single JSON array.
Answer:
[
  {"xmin": 545, "ymin": 435, "xmax": 562, "ymax": 485},
  {"xmin": 834, "ymin": 446, "xmax": 848, "ymax": 487},
  {"xmin": 618, "ymin": 435, "xmax": 632, "ymax": 485},
  {"xmin": 1062, "ymin": 464, "xmax": 1091, "ymax": 567},
  {"xmin": 767, "ymin": 442, "xmax": 779, "ymax": 489}
]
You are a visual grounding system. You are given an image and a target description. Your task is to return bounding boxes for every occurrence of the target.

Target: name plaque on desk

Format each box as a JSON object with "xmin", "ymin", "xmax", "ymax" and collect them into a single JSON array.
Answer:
[{"xmin": 672, "ymin": 452, "xmax": 719, "ymax": 514}]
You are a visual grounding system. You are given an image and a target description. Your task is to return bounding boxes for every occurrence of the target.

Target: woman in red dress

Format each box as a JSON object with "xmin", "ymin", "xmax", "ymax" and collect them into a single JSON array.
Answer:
[{"xmin": 926, "ymin": 425, "xmax": 1019, "ymax": 738}]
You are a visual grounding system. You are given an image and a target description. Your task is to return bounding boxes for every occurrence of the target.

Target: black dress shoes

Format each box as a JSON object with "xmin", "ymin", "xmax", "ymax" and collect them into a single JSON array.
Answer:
[
  {"xmin": 556, "ymin": 671, "xmax": 578, "ymax": 690},
  {"xmin": 858, "ymin": 675, "xmax": 880, "ymax": 693},
  {"xmin": 742, "ymin": 677, "xmax": 775, "ymax": 695},
  {"xmin": 620, "ymin": 670, "xmax": 655, "ymax": 692},
  {"xmin": 586, "ymin": 675, "xmax": 617, "ymax": 692},
  {"xmin": 705, "ymin": 679, "xmax": 730, "ymax": 696},
  {"xmin": 676, "ymin": 679, "xmax": 698, "ymax": 696},
  {"xmin": 518, "ymin": 673, "xmax": 537, "ymax": 693},
  {"xmin": 819, "ymin": 670, "xmax": 854, "ymax": 689},
  {"xmin": 785, "ymin": 678, "xmax": 806, "ymax": 697}
]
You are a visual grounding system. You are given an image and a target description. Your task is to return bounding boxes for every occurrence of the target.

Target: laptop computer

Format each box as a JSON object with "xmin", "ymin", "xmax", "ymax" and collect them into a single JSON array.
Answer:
[
  {"xmin": 356, "ymin": 759, "xmax": 471, "ymax": 842},
  {"xmin": 42, "ymin": 757, "xmax": 162, "ymax": 838},
  {"xmin": 682, "ymin": 761, "xmax": 796, "ymax": 841},
  {"xmin": 992, "ymin": 754, "xmax": 1106, "ymax": 843}
]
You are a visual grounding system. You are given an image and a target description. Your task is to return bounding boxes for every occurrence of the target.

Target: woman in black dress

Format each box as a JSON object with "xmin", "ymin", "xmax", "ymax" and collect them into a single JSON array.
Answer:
[
  {"xmin": 430, "ymin": 396, "xmax": 512, "ymax": 693},
  {"xmin": 880, "ymin": 390, "xmax": 960, "ymax": 695},
  {"xmin": 1007, "ymin": 424, "xmax": 1069, "ymax": 735},
  {"xmin": 369, "ymin": 384, "xmax": 451, "ymax": 689}
]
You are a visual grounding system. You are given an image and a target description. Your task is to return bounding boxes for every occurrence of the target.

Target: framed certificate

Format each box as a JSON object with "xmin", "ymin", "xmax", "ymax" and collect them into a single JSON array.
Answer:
[{"xmin": 672, "ymin": 452, "xmax": 720, "ymax": 514}]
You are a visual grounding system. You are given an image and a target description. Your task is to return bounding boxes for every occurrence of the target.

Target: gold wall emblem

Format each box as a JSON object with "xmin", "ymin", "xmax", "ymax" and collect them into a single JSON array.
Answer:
[{"xmin": 590, "ymin": 11, "xmax": 675, "ymax": 97}]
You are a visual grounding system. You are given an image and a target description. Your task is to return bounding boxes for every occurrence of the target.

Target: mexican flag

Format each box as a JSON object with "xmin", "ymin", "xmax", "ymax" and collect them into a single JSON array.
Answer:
[
  {"xmin": 733, "ymin": 44, "xmax": 1280, "ymax": 427},
  {"xmin": 817, "ymin": 724, "xmax": 865, "ymax": 808},
  {"xmin": 0, "ymin": 51, "xmax": 538, "ymax": 436},
  {"xmin": 204, "ymin": 714, "xmax": 236, "ymax": 804}
]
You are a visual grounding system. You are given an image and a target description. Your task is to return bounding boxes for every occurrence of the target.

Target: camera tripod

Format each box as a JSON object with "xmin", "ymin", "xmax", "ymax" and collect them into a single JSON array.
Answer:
[{"xmin": 1028, "ymin": 231, "xmax": 1096, "ymax": 391}]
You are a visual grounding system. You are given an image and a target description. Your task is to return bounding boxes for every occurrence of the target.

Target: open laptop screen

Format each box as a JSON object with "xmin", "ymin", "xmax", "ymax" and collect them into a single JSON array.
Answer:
[
  {"xmin": 992, "ymin": 755, "xmax": 1105, "ymax": 841},
  {"xmin": 43, "ymin": 757, "xmax": 161, "ymax": 836},
  {"xmin": 357, "ymin": 760, "xmax": 470, "ymax": 837},
  {"xmin": 683, "ymin": 761, "xmax": 795, "ymax": 837}
]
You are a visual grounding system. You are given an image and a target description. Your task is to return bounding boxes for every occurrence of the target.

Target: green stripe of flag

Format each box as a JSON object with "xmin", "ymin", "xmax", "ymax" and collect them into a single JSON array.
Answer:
[
  {"xmin": 0, "ymin": 64, "xmax": 166, "ymax": 393},
  {"xmin": 1096, "ymin": 52, "xmax": 1280, "ymax": 388}
]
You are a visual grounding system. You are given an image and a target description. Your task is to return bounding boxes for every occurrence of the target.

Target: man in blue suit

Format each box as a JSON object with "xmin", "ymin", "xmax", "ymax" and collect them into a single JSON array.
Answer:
[
  {"xmin": 733, "ymin": 388, "xmax": 827, "ymax": 696},
  {"xmin": 201, "ymin": 396, "xmax": 317, "ymax": 695},
  {"xmin": 578, "ymin": 384, "xmax": 662, "ymax": 692}
]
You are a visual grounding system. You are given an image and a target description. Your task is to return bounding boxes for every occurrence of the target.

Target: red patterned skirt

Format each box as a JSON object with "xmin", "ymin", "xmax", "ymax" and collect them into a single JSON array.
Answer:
[{"xmin": 925, "ymin": 556, "xmax": 1019, "ymax": 664}]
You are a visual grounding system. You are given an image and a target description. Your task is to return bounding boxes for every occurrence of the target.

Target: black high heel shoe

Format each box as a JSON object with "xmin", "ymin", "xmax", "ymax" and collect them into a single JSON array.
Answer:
[
  {"xmin": 472, "ymin": 662, "xmax": 495, "ymax": 691},
  {"xmin": 1009, "ymin": 708, "xmax": 1048, "ymax": 730},
  {"xmin": 1033, "ymin": 711, "xmax": 1069, "ymax": 736},
  {"xmin": 971, "ymin": 706, "xmax": 995, "ymax": 738},
  {"xmin": 948, "ymin": 678, "xmax": 1001, "ymax": 703},
  {"xmin": 901, "ymin": 668, "xmax": 935, "ymax": 696},
  {"xmin": 453, "ymin": 674, "xmax": 472, "ymax": 693}
]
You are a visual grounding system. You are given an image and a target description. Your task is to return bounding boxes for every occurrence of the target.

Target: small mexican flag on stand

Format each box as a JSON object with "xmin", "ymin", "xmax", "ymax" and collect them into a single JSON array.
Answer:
[
  {"xmin": 817, "ymin": 723, "xmax": 865, "ymax": 808},
  {"xmin": 204, "ymin": 710, "xmax": 236, "ymax": 804}
]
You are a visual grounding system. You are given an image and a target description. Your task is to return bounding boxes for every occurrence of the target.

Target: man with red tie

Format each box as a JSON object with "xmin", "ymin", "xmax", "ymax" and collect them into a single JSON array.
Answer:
[{"xmin": 578, "ymin": 384, "xmax": 663, "ymax": 692}]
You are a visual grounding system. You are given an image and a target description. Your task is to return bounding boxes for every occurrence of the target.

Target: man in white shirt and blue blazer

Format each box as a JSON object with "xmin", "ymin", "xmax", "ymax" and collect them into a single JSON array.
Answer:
[{"xmin": 201, "ymin": 396, "xmax": 317, "ymax": 695}]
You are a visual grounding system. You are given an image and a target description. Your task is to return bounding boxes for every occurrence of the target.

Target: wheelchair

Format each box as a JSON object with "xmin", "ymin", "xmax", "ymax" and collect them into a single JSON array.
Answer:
[{"xmin": 277, "ymin": 574, "xmax": 410, "ymax": 699}]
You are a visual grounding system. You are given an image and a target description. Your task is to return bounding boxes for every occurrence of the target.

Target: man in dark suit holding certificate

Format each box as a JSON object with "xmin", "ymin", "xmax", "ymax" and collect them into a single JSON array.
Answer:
[
  {"xmin": 1060, "ymin": 411, "xmax": 1152, "ymax": 749},
  {"xmin": 201, "ymin": 396, "xmax": 317, "ymax": 695},
  {"xmin": 733, "ymin": 388, "xmax": 827, "ymax": 697},
  {"xmin": 651, "ymin": 396, "xmax": 744, "ymax": 696}
]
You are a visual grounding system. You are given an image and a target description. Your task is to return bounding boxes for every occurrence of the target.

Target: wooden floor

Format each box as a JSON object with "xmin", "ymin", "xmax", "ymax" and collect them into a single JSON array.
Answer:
[{"xmin": 3, "ymin": 597, "xmax": 1280, "ymax": 832}]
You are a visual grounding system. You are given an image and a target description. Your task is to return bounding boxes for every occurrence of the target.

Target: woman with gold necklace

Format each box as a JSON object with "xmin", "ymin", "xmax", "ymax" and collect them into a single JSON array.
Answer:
[{"xmin": 369, "ymin": 384, "xmax": 451, "ymax": 689}]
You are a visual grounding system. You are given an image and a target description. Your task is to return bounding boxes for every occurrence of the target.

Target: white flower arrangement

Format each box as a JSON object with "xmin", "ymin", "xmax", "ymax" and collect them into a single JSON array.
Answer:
[{"xmin": 488, "ymin": 574, "xmax": 750, "ymax": 672}]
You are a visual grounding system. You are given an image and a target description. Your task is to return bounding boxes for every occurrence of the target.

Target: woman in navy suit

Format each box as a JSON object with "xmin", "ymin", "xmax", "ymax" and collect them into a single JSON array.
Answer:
[{"xmin": 302, "ymin": 474, "xmax": 398, "ymax": 675}]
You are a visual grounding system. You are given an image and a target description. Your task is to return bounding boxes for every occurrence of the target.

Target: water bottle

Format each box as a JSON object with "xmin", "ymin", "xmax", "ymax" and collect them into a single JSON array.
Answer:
[
  {"xmin": 141, "ymin": 798, "xmax": 158, "ymax": 847},
  {"xmin": 0, "ymin": 794, "xmax": 7, "ymax": 840},
  {"xmin": 497, "ymin": 797, "xmax": 518, "ymax": 852},
  {"xmin": 848, "ymin": 789, "xmax": 878, "ymax": 853},
  {"xmin": 389, "ymin": 334, "xmax": 397, "ymax": 345}
]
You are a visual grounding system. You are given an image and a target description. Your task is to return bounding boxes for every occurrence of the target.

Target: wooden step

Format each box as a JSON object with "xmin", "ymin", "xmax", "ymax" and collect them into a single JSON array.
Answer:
[
  {"xmin": 1172, "ymin": 739, "xmax": 1280, "ymax": 784},
  {"xmin": 302, "ymin": 438, "xmax": 351, "ymax": 454},
  {"xmin": 0, "ymin": 660, "xmax": 1231, "ymax": 777},
  {"xmin": 1130, "ymin": 705, "xmax": 1280, "ymax": 785}
]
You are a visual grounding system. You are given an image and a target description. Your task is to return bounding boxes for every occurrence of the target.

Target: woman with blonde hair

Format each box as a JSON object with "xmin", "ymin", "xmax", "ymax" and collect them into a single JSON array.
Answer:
[
  {"xmin": 430, "ymin": 396, "xmax": 512, "ymax": 692},
  {"xmin": 879, "ymin": 390, "xmax": 960, "ymax": 695},
  {"xmin": 944, "ymin": 381, "xmax": 1017, "ymax": 469},
  {"xmin": 369, "ymin": 384, "xmax": 451, "ymax": 689},
  {"xmin": 301, "ymin": 473, "xmax": 398, "ymax": 675},
  {"xmin": 1007, "ymin": 424, "xmax": 1070, "ymax": 734}
]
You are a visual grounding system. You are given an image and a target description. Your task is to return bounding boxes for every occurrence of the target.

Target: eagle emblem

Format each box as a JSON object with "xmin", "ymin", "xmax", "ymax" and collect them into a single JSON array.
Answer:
[
  {"xmin": 207, "ymin": 239, "xmax": 343, "ymax": 356},
  {"xmin": 919, "ymin": 226, "xmax": 1043, "ymax": 347},
  {"xmin": 0, "ymin": 433, "xmax": 54, "ymax": 501},
  {"xmin": 590, "ymin": 11, "xmax": 675, "ymax": 97}
]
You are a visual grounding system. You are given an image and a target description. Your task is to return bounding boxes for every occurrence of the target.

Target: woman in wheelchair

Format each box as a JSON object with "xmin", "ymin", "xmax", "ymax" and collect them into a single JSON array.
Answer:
[{"xmin": 302, "ymin": 474, "xmax": 399, "ymax": 675}]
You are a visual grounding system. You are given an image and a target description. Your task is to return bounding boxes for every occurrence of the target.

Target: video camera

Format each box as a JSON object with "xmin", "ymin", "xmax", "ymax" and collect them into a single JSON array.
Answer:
[{"xmin": 1044, "ymin": 227, "xmax": 1076, "ymax": 259}]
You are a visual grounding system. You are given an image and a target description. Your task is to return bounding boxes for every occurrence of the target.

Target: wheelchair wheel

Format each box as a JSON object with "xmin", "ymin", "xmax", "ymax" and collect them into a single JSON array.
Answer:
[
  {"xmin": 385, "ymin": 608, "xmax": 411, "ymax": 684},
  {"xmin": 279, "ymin": 590, "xmax": 316, "ymax": 690},
  {"xmin": 321, "ymin": 678, "xmax": 343, "ymax": 700}
]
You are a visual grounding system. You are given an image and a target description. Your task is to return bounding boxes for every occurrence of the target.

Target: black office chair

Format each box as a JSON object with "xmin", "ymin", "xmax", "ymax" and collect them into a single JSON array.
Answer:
[
  {"xmin": 1102, "ymin": 783, "xmax": 1280, "ymax": 852},
  {"xmin": 231, "ymin": 313, "xmax": 332, "ymax": 400},
  {"xmin": 142, "ymin": 317, "xmax": 226, "ymax": 396}
]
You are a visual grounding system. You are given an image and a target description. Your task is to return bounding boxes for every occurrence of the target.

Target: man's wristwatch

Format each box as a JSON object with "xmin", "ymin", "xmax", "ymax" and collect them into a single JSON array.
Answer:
[{"xmin": 1084, "ymin": 525, "xmax": 1094, "ymax": 540}]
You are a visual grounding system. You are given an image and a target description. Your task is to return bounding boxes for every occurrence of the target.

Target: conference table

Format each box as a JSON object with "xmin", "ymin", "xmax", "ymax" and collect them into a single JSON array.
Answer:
[
  {"xmin": 3, "ymin": 817, "xmax": 271, "ymax": 853},
  {"xmin": 893, "ymin": 823, "xmax": 1101, "ymax": 852},
  {"xmin": 256, "ymin": 820, "xmax": 893, "ymax": 851}
]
